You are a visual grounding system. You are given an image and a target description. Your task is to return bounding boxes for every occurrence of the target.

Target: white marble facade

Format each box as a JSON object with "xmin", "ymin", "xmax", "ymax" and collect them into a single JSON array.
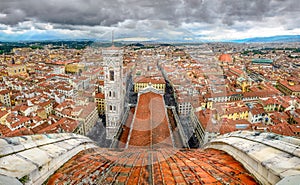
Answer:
[{"xmin": 103, "ymin": 46, "xmax": 125, "ymax": 139}]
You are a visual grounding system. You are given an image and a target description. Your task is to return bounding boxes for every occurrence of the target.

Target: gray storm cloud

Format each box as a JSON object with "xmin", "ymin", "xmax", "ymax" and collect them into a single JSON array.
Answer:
[
  {"xmin": 0, "ymin": 0, "xmax": 298, "ymax": 26},
  {"xmin": 0, "ymin": 0, "xmax": 299, "ymax": 41}
]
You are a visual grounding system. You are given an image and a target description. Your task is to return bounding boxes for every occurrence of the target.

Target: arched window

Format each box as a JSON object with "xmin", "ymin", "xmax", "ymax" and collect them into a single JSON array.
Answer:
[
  {"xmin": 113, "ymin": 91, "xmax": 116, "ymax": 97},
  {"xmin": 109, "ymin": 105, "xmax": 112, "ymax": 111},
  {"xmin": 109, "ymin": 91, "xmax": 112, "ymax": 97},
  {"xmin": 109, "ymin": 70, "xmax": 114, "ymax": 81}
]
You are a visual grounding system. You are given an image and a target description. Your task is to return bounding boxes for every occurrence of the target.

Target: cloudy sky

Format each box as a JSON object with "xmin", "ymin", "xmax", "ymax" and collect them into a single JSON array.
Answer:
[{"xmin": 0, "ymin": 0, "xmax": 299, "ymax": 41}]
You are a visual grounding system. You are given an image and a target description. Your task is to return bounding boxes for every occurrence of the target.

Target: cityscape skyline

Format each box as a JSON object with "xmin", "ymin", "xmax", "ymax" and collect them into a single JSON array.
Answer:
[
  {"xmin": 0, "ymin": 0, "xmax": 300, "ymax": 42},
  {"xmin": 0, "ymin": 41, "xmax": 300, "ymax": 185},
  {"xmin": 0, "ymin": 1, "xmax": 300, "ymax": 184}
]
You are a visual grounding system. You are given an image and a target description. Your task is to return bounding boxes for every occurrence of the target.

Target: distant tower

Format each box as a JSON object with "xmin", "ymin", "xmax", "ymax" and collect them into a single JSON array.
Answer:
[{"xmin": 103, "ymin": 36, "xmax": 124, "ymax": 139}]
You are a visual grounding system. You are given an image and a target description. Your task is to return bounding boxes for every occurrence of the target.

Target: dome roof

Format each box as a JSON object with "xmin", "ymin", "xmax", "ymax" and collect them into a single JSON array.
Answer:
[
  {"xmin": 47, "ymin": 148, "xmax": 258, "ymax": 184},
  {"xmin": 219, "ymin": 54, "xmax": 233, "ymax": 63}
]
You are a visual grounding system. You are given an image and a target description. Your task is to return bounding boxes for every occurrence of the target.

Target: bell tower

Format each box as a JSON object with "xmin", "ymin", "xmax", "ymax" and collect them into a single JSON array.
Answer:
[{"xmin": 102, "ymin": 41, "xmax": 124, "ymax": 139}]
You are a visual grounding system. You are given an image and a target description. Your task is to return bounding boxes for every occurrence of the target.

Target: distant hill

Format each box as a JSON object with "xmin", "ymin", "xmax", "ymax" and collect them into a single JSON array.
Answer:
[
  {"xmin": 126, "ymin": 43, "xmax": 145, "ymax": 47},
  {"xmin": 233, "ymin": 35, "xmax": 300, "ymax": 43},
  {"xmin": 2, "ymin": 34, "xmax": 300, "ymax": 44}
]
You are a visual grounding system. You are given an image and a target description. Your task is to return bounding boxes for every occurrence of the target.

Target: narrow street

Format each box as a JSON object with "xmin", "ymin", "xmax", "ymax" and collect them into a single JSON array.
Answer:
[{"xmin": 87, "ymin": 118, "xmax": 111, "ymax": 147}]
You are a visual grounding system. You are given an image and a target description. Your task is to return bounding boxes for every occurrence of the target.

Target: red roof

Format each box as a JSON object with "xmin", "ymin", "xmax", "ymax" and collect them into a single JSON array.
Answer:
[
  {"xmin": 0, "ymin": 124, "xmax": 11, "ymax": 135},
  {"xmin": 36, "ymin": 118, "xmax": 79, "ymax": 134},
  {"xmin": 0, "ymin": 110, "xmax": 9, "ymax": 118},
  {"xmin": 47, "ymin": 148, "xmax": 258, "ymax": 185},
  {"xmin": 39, "ymin": 100, "xmax": 52, "ymax": 107},
  {"xmin": 279, "ymin": 80, "xmax": 300, "ymax": 92},
  {"xmin": 128, "ymin": 91, "xmax": 172, "ymax": 148},
  {"xmin": 219, "ymin": 54, "xmax": 233, "ymax": 63},
  {"xmin": 269, "ymin": 122, "xmax": 295, "ymax": 136},
  {"xmin": 4, "ymin": 127, "xmax": 34, "ymax": 137},
  {"xmin": 0, "ymin": 89, "xmax": 9, "ymax": 95},
  {"xmin": 95, "ymin": 93, "xmax": 105, "ymax": 99},
  {"xmin": 290, "ymin": 124, "xmax": 300, "ymax": 135},
  {"xmin": 135, "ymin": 76, "xmax": 165, "ymax": 84},
  {"xmin": 220, "ymin": 119, "xmax": 251, "ymax": 134},
  {"xmin": 98, "ymin": 80, "xmax": 104, "ymax": 86},
  {"xmin": 10, "ymin": 117, "xmax": 30, "ymax": 128},
  {"xmin": 230, "ymin": 67, "xmax": 244, "ymax": 76},
  {"xmin": 118, "ymin": 108, "xmax": 135, "ymax": 148},
  {"xmin": 250, "ymin": 108, "xmax": 265, "ymax": 115}
]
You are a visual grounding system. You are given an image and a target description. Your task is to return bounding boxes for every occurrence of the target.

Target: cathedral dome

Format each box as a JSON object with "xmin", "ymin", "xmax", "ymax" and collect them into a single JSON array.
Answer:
[
  {"xmin": 219, "ymin": 54, "xmax": 233, "ymax": 63},
  {"xmin": 1, "ymin": 132, "xmax": 299, "ymax": 185},
  {"xmin": 47, "ymin": 148, "xmax": 258, "ymax": 184}
]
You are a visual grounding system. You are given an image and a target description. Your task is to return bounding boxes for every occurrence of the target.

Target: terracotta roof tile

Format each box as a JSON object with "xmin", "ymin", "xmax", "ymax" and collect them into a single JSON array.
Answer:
[
  {"xmin": 95, "ymin": 92, "xmax": 105, "ymax": 99},
  {"xmin": 127, "ymin": 92, "xmax": 172, "ymax": 148},
  {"xmin": 135, "ymin": 76, "xmax": 165, "ymax": 84},
  {"xmin": 47, "ymin": 148, "xmax": 258, "ymax": 185}
]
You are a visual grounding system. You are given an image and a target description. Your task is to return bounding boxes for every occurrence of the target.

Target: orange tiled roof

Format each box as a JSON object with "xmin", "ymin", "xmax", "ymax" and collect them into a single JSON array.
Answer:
[
  {"xmin": 128, "ymin": 92, "xmax": 172, "ymax": 148},
  {"xmin": 0, "ymin": 89, "xmax": 10, "ymax": 95},
  {"xmin": 219, "ymin": 54, "xmax": 232, "ymax": 63},
  {"xmin": 4, "ymin": 127, "xmax": 34, "ymax": 137},
  {"xmin": 98, "ymin": 80, "xmax": 104, "ymax": 86},
  {"xmin": 250, "ymin": 108, "xmax": 265, "ymax": 115},
  {"xmin": 39, "ymin": 100, "xmax": 52, "ymax": 107},
  {"xmin": 135, "ymin": 76, "xmax": 165, "ymax": 84},
  {"xmin": 0, "ymin": 110, "xmax": 9, "ymax": 118},
  {"xmin": 47, "ymin": 148, "xmax": 258, "ymax": 185},
  {"xmin": 95, "ymin": 92, "xmax": 105, "ymax": 99},
  {"xmin": 279, "ymin": 80, "xmax": 300, "ymax": 92},
  {"xmin": 269, "ymin": 122, "xmax": 295, "ymax": 136},
  {"xmin": 36, "ymin": 118, "xmax": 79, "ymax": 134},
  {"xmin": 118, "ymin": 108, "xmax": 135, "ymax": 148},
  {"xmin": 0, "ymin": 124, "xmax": 11, "ymax": 135},
  {"xmin": 290, "ymin": 124, "xmax": 300, "ymax": 134}
]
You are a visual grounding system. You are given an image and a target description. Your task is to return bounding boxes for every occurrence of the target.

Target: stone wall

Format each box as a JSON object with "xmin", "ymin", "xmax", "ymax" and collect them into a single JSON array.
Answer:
[
  {"xmin": 0, "ymin": 133, "xmax": 97, "ymax": 185},
  {"xmin": 205, "ymin": 131, "xmax": 300, "ymax": 185}
]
